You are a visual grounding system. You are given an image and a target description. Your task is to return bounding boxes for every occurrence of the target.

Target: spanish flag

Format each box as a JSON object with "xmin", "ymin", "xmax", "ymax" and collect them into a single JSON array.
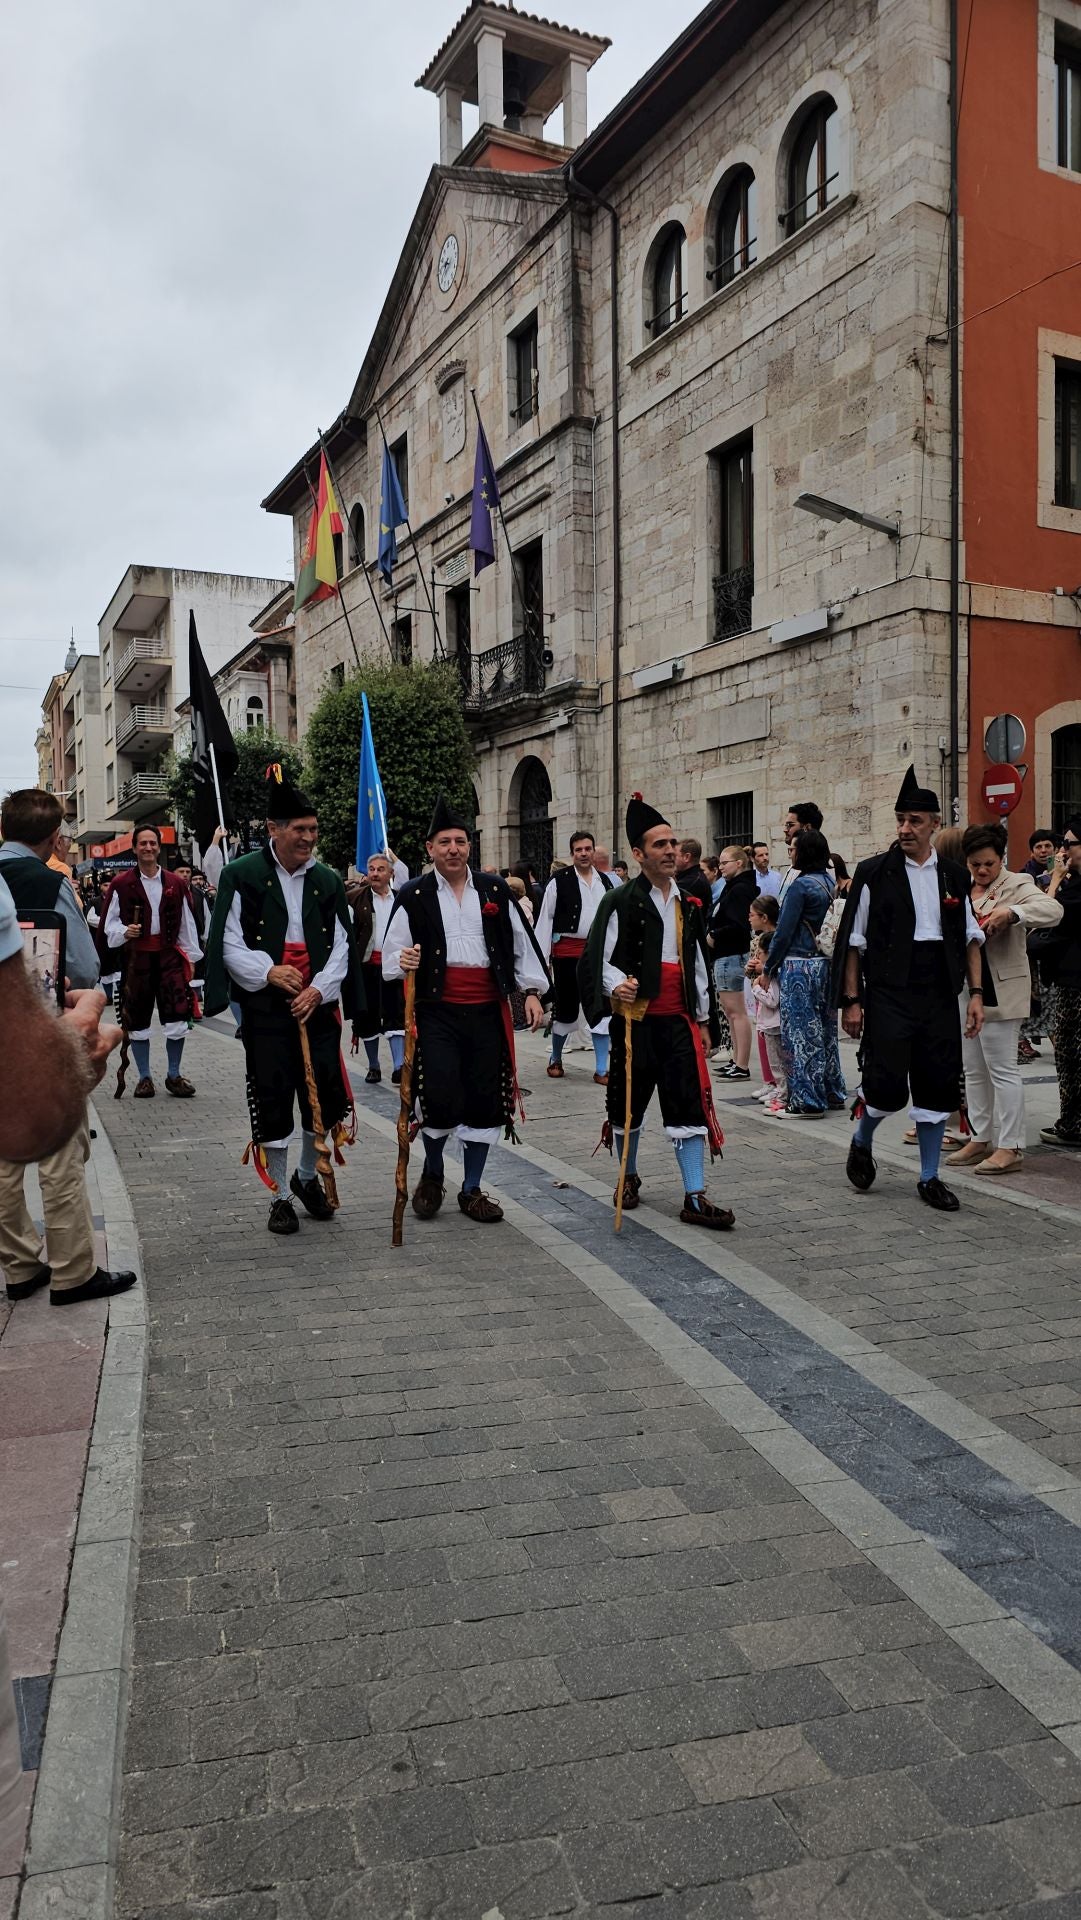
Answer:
[{"xmin": 294, "ymin": 452, "xmax": 343, "ymax": 612}]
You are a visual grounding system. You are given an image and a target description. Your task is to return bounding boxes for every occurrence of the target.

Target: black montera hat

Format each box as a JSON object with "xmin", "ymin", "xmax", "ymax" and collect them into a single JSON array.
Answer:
[
  {"xmin": 895, "ymin": 765, "xmax": 940, "ymax": 813},
  {"xmin": 427, "ymin": 791, "xmax": 471, "ymax": 838},
  {"xmin": 265, "ymin": 763, "xmax": 315, "ymax": 820},
  {"xmin": 625, "ymin": 792, "xmax": 668, "ymax": 849}
]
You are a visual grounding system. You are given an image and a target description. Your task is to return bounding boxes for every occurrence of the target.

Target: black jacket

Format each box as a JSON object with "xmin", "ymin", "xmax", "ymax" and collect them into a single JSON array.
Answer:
[
  {"xmin": 707, "ymin": 869, "xmax": 757, "ymax": 958},
  {"xmin": 677, "ymin": 865, "xmax": 711, "ymax": 906},
  {"xmin": 1053, "ymin": 872, "xmax": 1081, "ymax": 989},
  {"xmin": 829, "ymin": 843, "xmax": 972, "ymax": 1004}
]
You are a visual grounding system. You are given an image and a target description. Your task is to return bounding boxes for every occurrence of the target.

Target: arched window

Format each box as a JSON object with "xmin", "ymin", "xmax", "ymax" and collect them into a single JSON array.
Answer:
[
  {"xmin": 648, "ymin": 224, "xmax": 688, "ymax": 338},
  {"xmin": 349, "ymin": 503, "xmax": 365, "ymax": 569},
  {"xmin": 1052, "ymin": 723, "xmax": 1081, "ymax": 831},
  {"xmin": 784, "ymin": 98, "xmax": 839, "ymax": 236},
  {"xmin": 714, "ymin": 169, "xmax": 758, "ymax": 286},
  {"xmin": 246, "ymin": 695, "xmax": 265, "ymax": 732},
  {"xmin": 515, "ymin": 756, "xmax": 553, "ymax": 877}
]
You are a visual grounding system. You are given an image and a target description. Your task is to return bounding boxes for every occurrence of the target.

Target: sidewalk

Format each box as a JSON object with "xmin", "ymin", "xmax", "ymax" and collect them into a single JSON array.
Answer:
[{"xmin": 98, "ymin": 1020, "xmax": 1081, "ymax": 1917}]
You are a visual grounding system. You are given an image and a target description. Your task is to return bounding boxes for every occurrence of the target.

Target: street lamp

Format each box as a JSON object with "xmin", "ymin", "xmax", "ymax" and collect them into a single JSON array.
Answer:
[{"xmin": 795, "ymin": 492, "xmax": 900, "ymax": 542}]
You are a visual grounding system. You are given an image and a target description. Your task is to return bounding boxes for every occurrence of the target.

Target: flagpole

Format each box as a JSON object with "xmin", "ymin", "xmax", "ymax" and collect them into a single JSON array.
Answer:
[
  {"xmin": 313, "ymin": 434, "xmax": 394, "ymax": 664},
  {"xmin": 469, "ymin": 389, "xmax": 518, "ymax": 568},
  {"xmin": 207, "ymin": 742, "xmax": 229, "ymax": 867},
  {"xmin": 373, "ymin": 407, "xmax": 444, "ymax": 656}
]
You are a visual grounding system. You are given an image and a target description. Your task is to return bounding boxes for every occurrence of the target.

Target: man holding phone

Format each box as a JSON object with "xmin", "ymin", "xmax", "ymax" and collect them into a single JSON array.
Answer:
[{"xmin": 0, "ymin": 789, "xmax": 136, "ymax": 1305}]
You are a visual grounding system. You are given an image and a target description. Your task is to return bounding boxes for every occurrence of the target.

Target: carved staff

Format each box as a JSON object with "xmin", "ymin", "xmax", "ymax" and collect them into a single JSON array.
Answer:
[
  {"xmin": 391, "ymin": 972, "xmax": 417, "ymax": 1248},
  {"xmin": 613, "ymin": 996, "xmax": 647, "ymax": 1232},
  {"xmin": 298, "ymin": 1023, "xmax": 339, "ymax": 1209}
]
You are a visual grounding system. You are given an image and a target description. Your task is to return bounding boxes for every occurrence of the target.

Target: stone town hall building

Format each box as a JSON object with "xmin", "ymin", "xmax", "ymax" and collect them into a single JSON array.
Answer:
[{"xmin": 264, "ymin": 0, "xmax": 1081, "ymax": 872}]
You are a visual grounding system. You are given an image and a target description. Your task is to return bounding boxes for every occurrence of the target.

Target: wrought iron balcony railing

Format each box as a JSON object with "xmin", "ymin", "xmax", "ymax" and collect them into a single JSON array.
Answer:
[
  {"xmin": 713, "ymin": 565, "xmax": 754, "ymax": 641},
  {"xmin": 462, "ymin": 632, "xmax": 547, "ymax": 714},
  {"xmin": 118, "ymin": 772, "xmax": 168, "ymax": 808}
]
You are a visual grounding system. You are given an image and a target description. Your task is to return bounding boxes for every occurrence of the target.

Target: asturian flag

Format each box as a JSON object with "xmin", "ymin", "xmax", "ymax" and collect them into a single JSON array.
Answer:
[{"xmin": 355, "ymin": 692, "xmax": 390, "ymax": 871}]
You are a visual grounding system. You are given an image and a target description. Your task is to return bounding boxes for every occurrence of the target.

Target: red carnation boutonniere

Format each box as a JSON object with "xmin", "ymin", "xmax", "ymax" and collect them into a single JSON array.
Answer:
[
  {"xmin": 685, "ymin": 896, "xmax": 703, "ymax": 911},
  {"xmin": 943, "ymin": 895, "xmax": 961, "ymax": 910},
  {"xmin": 482, "ymin": 901, "xmax": 500, "ymax": 919}
]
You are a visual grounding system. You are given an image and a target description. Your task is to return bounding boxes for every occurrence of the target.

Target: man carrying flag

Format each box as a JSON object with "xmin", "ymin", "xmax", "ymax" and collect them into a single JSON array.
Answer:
[
  {"xmin": 295, "ymin": 452, "xmax": 343, "ymax": 613},
  {"xmin": 378, "ymin": 443, "xmax": 408, "ymax": 584}
]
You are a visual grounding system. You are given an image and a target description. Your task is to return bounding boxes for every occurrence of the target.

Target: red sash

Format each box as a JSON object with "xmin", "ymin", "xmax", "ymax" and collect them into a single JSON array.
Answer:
[
  {"xmin": 444, "ymin": 965, "xmax": 499, "ymax": 1005},
  {"xmin": 554, "ymin": 936, "xmax": 587, "ymax": 961},
  {"xmin": 644, "ymin": 964, "xmax": 725, "ymax": 1156},
  {"xmin": 136, "ymin": 933, "xmax": 163, "ymax": 954},
  {"xmin": 282, "ymin": 940, "xmax": 312, "ymax": 987},
  {"xmin": 370, "ymin": 949, "xmax": 382, "ymax": 966}
]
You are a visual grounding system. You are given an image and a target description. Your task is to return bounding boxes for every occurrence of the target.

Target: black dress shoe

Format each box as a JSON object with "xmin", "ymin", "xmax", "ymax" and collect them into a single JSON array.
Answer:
[
  {"xmin": 846, "ymin": 1140, "xmax": 877, "ymax": 1192},
  {"xmin": 52, "ymin": 1267, "xmax": 137, "ymax": 1306},
  {"xmin": 6, "ymin": 1262, "xmax": 51, "ymax": 1303},
  {"xmin": 917, "ymin": 1177, "xmax": 960, "ymax": 1213},
  {"xmin": 290, "ymin": 1171, "xmax": 335, "ymax": 1221},
  {"xmin": 364, "ymin": 1067, "xmax": 382, "ymax": 1084},
  {"xmin": 268, "ymin": 1198, "xmax": 299, "ymax": 1235},
  {"xmin": 391, "ymin": 1068, "xmax": 402, "ymax": 1086}
]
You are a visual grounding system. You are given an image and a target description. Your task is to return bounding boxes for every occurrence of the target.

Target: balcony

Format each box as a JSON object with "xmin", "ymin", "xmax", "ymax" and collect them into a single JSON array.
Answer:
[
  {"xmin": 115, "ymin": 635, "xmax": 171, "ymax": 694},
  {"xmin": 713, "ymin": 566, "xmax": 754, "ymax": 642},
  {"xmin": 462, "ymin": 633, "xmax": 547, "ymax": 716},
  {"xmin": 117, "ymin": 772, "xmax": 169, "ymax": 820},
  {"xmin": 64, "ymin": 725, "xmax": 76, "ymax": 756},
  {"xmin": 115, "ymin": 704, "xmax": 171, "ymax": 753}
]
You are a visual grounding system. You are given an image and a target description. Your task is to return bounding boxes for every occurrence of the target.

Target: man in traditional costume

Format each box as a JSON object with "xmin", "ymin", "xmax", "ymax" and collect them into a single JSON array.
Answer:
[
  {"xmin": 832, "ymin": 766, "xmax": 985, "ymax": 1212},
  {"xmin": 351, "ymin": 852, "xmax": 406, "ymax": 1085},
  {"xmin": 202, "ymin": 767, "xmax": 362, "ymax": 1236},
  {"xmin": 105, "ymin": 824, "xmax": 202, "ymax": 1098},
  {"xmin": 382, "ymin": 794, "xmax": 548, "ymax": 1224},
  {"xmin": 535, "ymin": 829, "xmax": 614, "ymax": 1084},
  {"xmin": 580, "ymin": 794, "xmax": 732, "ymax": 1229}
]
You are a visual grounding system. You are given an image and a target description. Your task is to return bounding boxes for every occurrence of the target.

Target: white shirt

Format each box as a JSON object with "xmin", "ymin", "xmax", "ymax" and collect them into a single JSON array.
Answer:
[
  {"xmin": 535, "ymin": 868, "xmax": 609, "ymax": 961},
  {"xmin": 602, "ymin": 880, "xmax": 710, "ymax": 1020},
  {"xmin": 362, "ymin": 887, "xmax": 398, "ymax": 962},
  {"xmin": 848, "ymin": 848, "xmax": 983, "ymax": 950},
  {"xmin": 221, "ymin": 844, "xmax": 349, "ymax": 1005},
  {"xmin": 381, "ymin": 869, "xmax": 548, "ymax": 995},
  {"xmin": 105, "ymin": 868, "xmax": 202, "ymax": 964}
]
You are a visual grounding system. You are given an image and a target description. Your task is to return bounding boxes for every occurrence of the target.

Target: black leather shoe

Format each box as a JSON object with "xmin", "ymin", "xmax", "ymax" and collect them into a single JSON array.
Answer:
[
  {"xmin": 846, "ymin": 1140, "xmax": 877, "ymax": 1192},
  {"xmin": 6, "ymin": 1262, "xmax": 51, "ymax": 1303},
  {"xmin": 51, "ymin": 1268, "xmax": 137, "ymax": 1306},
  {"xmin": 290, "ymin": 1172, "xmax": 335, "ymax": 1221},
  {"xmin": 268, "ymin": 1199, "xmax": 299, "ymax": 1235},
  {"xmin": 364, "ymin": 1067, "xmax": 382, "ymax": 1085},
  {"xmin": 391, "ymin": 1068, "xmax": 402, "ymax": 1086},
  {"xmin": 917, "ymin": 1177, "xmax": 960, "ymax": 1213}
]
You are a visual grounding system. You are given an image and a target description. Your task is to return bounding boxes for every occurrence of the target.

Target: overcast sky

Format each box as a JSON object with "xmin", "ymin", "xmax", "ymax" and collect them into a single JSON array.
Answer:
[{"xmin": 0, "ymin": 0, "xmax": 706, "ymax": 794}]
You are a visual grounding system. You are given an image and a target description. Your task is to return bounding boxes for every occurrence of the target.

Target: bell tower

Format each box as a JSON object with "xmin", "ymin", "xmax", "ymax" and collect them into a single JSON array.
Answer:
[{"xmin": 416, "ymin": 2, "xmax": 610, "ymax": 172}]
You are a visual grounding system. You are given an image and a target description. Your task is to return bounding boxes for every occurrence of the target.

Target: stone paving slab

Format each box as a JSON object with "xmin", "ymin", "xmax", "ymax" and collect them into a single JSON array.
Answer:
[{"xmin": 95, "ymin": 1023, "xmax": 1081, "ymax": 1917}]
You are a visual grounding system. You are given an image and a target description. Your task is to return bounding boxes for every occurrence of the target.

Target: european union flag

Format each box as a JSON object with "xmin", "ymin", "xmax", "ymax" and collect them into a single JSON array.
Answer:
[
  {"xmin": 469, "ymin": 416, "xmax": 500, "ymax": 576},
  {"xmin": 378, "ymin": 443, "xmax": 408, "ymax": 583},
  {"xmin": 356, "ymin": 691, "xmax": 390, "ymax": 870}
]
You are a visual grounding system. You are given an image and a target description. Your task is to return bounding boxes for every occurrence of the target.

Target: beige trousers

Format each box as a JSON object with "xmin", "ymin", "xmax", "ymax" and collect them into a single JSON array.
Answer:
[{"xmin": 0, "ymin": 1118, "xmax": 94, "ymax": 1293}]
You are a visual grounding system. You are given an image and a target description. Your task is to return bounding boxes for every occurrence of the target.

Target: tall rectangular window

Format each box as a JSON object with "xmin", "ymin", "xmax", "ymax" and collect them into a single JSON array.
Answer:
[
  {"xmin": 1055, "ymin": 361, "xmax": 1081, "ymax": 507},
  {"xmin": 447, "ymin": 582, "xmax": 472, "ymax": 694},
  {"xmin": 711, "ymin": 436, "xmax": 754, "ymax": 639},
  {"xmin": 391, "ymin": 436, "xmax": 409, "ymax": 515},
  {"xmin": 707, "ymin": 792, "xmax": 754, "ymax": 850},
  {"xmin": 509, "ymin": 314, "xmax": 539, "ymax": 428},
  {"xmin": 1057, "ymin": 35, "xmax": 1081, "ymax": 171},
  {"xmin": 391, "ymin": 615, "xmax": 412, "ymax": 668}
]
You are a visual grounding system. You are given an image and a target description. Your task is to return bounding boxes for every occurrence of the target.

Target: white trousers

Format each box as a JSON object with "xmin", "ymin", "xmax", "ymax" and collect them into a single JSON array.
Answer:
[{"xmin": 963, "ymin": 1016, "xmax": 1025, "ymax": 1149}]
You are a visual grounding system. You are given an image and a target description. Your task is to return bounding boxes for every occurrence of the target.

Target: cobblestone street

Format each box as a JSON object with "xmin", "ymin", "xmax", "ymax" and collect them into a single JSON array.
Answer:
[{"xmin": 94, "ymin": 1020, "xmax": 1081, "ymax": 1918}]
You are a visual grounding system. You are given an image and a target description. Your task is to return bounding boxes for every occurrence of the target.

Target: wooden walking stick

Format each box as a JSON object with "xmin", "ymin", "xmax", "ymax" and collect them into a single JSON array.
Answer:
[
  {"xmin": 298, "ymin": 1022, "xmax": 340, "ymax": 1210},
  {"xmin": 613, "ymin": 993, "xmax": 647, "ymax": 1233},
  {"xmin": 391, "ymin": 972, "xmax": 418, "ymax": 1248}
]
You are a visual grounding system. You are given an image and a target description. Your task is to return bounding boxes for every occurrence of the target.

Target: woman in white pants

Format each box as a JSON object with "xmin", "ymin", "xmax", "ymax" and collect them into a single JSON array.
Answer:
[{"xmin": 948, "ymin": 822, "xmax": 1063, "ymax": 1174}]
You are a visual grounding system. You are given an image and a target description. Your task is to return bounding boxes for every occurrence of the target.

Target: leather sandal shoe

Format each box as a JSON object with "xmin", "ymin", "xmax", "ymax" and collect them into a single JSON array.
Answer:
[
  {"xmin": 679, "ymin": 1194, "xmax": 735, "ymax": 1230},
  {"xmin": 917, "ymin": 1177, "xmax": 960, "ymax": 1213},
  {"xmin": 846, "ymin": 1140, "xmax": 877, "ymax": 1191},
  {"xmin": 972, "ymin": 1149, "xmax": 1024, "ymax": 1175},
  {"xmin": 411, "ymin": 1175, "xmax": 445, "ymax": 1219},
  {"xmin": 133, "ymin": 1077, "xmax": 155, "ymax": 1098},
  {"xmin": 165, "ymin": 1075, "xmax": 195, "ymax": 1097},
  {"xmin": 613, "ymin": 1173, "xmax": 641, "ymax": 1212},
  {"xmin": 6, "ymin": 1262, "xmax": 51, "ymax": 1303},
  {"xmin": 457, "ymin": 1188, "xmax": 504, "ymax": 1223},
  {"xmin": 546, "ymin": 1063, "xmax": 565, "ymax": 1078},
  {"xmin": 51, "ymin": 1267, "xmax": 137, "ymax": 1305}
]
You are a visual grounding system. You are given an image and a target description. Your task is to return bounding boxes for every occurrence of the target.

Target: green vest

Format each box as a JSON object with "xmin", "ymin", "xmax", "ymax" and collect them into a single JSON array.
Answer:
[{"xmin": 201, "ymin": 845, "xmax": 363, "ymax": 1019}]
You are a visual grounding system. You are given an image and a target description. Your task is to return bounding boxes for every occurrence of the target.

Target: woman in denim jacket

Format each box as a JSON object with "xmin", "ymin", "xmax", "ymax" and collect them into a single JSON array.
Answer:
[{"xmin": 764, "ymin": 827, "xmax": 846, "ymax": 1116}]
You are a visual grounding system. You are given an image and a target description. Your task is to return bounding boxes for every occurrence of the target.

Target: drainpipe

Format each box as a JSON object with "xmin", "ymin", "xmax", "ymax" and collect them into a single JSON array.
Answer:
[
  {"xmin": 589, "ymin": 412, "xmax": 601, "ymax": 686},
  {"xmin": 568, "ymin": 163, "xmax": 621, "ymax": 853},
  {"xmin": 948, "ymin": 0, "xmax": 961, "ymax": 821}
]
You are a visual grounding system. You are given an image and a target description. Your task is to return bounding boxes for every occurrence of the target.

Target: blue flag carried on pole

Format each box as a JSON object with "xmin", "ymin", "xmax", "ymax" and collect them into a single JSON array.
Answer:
[
  {"xmin": 377, "ymin": 443, "xmax": 408, "ymax": 583},
  {"xmin": 356, "ymin": 691, "xmax": 390, "ymax": 871},
  {"xmin": 469, "ymin": 415, "xmax": 500, "ymax": 576}
]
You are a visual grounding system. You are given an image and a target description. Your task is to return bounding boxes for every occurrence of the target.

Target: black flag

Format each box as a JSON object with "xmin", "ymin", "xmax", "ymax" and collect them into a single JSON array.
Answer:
[{"xmin": 188, "ymin": 610, "xmax": 238, "ymax": 854}]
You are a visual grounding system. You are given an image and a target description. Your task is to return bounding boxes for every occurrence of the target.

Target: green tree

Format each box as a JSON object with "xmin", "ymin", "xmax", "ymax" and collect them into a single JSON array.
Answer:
[
  {"xmin": 165, "ymin": 729, "xmax": 304, "ymax": 851},
  {"xmin": 304, "ymin": 662, "xmax": 476, "ymax": 873}
]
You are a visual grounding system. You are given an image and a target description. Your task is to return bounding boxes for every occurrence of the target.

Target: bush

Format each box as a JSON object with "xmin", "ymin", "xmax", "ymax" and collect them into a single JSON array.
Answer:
[{"xmin": 304, "ymin": 662, "xmax": 476, "ymax": 873}]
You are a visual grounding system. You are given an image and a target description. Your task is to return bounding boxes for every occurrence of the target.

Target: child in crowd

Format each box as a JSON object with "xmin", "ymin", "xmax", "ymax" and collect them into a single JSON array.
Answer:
[
  {"xmin": 747, "ymin": 916, "xmax": 788, "ymax": 1115},
  {"xmin": 745, "ymin": 894, "xmax": 780, "ymax": 1101}
]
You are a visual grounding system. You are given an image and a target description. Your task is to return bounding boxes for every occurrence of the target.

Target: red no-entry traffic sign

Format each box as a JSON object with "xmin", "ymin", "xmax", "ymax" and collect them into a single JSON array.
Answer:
[{"xmin": 980, "ymin": 763, "xmax": 1024, "ymax": 816}]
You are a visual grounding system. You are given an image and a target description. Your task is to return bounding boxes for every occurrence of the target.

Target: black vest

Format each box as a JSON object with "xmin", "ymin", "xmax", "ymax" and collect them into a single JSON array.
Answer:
[
  {"xmin": 0, "ymin": 854, "xmax": 65, "ymax": 912},
  {"xmin": 390, "ymin": 870, "xmax": 520, "ymax": 1003},
  {"xmin": 848, "ymin": 844, "xmax": 971, "ymax": 995},
  {"xmin": 551, "ymin": 864, "xmax": 612, "ymax": 936}
]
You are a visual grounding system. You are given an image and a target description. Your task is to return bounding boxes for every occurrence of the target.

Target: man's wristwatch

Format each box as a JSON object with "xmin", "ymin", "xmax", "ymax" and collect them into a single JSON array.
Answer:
[{"xmin": 840, "ymin": 994, "xmax": 862, "ymax": 1009}]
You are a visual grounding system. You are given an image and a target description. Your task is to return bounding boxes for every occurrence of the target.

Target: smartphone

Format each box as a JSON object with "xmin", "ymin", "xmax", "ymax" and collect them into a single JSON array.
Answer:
[{"xmin": 19, "ymin": 910, "xmax": 66, "ymax": 1009}]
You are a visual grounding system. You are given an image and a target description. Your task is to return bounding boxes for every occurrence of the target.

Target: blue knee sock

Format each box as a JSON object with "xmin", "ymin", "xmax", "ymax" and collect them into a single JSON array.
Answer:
[
  {"xmin": 422, "ymin": 1135, "xmax": 446, "ymax": 1182},
  {"xmin": 613, "ymin": 1127, "xmax": 641, "ymax": 1177},
  {"xmin": 853, "ymin": 1108, "xmax": 885, "ymax": 1149},
  {"xmin": 592, "ymin": 1032, "xmax": 610, "ymax": 1076},
  {"xmin": 297, "ymin": 1131, "xmax": 317, "ymax": 1182},
  {"xmin": 230, "ymin": 1000, "xmax": 243, "ymax": 1032},
  {"xmin": 673, "ymin": 1134, "xmax": 706, "ymax": 1202},
  {"xmin": 461, "ymin": 1141, "xmax": 489, "ymax": 1192},
  {"xmin": 166, "ymin": 1037, "xmax": 184, "ymax": 1079},
  {"xmin": 550, "ymin": 1031, "xmax": 568, "ymax": 1066},
  {"xmin": 916, "ymin": 1119, "xmax": 947, "ymax": 1183},
  {"xmin": 389, "ymin": 1033, "xmax": 405, "ymax": 1072},
  {"xmin": 363, "ymin": 1037, "xmax": 381, "ymax": 1071},
  {"xmin": 132, "ymin": 1039, "xmax": 151, "ymax": 1080}
]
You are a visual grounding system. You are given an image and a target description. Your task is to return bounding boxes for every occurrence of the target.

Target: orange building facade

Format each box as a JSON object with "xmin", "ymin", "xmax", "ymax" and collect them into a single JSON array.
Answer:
[{"xmin": 960, "ymin": 0, "xmax": 1081, "ymax": 842}]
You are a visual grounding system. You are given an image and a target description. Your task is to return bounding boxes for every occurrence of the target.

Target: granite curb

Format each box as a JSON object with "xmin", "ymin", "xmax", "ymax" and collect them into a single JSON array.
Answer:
[{"xmin": 17, "ymin": 1101, "xmax": 148, "ymax": 1920}]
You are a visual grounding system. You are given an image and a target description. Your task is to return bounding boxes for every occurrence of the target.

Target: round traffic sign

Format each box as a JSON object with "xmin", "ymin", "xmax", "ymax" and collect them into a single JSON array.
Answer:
[
  {"xmin": 980, "ymin": 763, "xmax": 1024, "ymax": 816},
  {"xmin": 984, "ymin": 714, "xmax": 1026, "ymax": 765}
]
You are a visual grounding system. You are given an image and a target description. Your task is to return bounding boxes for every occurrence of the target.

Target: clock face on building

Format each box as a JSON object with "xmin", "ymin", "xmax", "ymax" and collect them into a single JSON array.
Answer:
[{"xmin": 437, "ymin": 234, "xmax": 460, "ymax": 293}]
